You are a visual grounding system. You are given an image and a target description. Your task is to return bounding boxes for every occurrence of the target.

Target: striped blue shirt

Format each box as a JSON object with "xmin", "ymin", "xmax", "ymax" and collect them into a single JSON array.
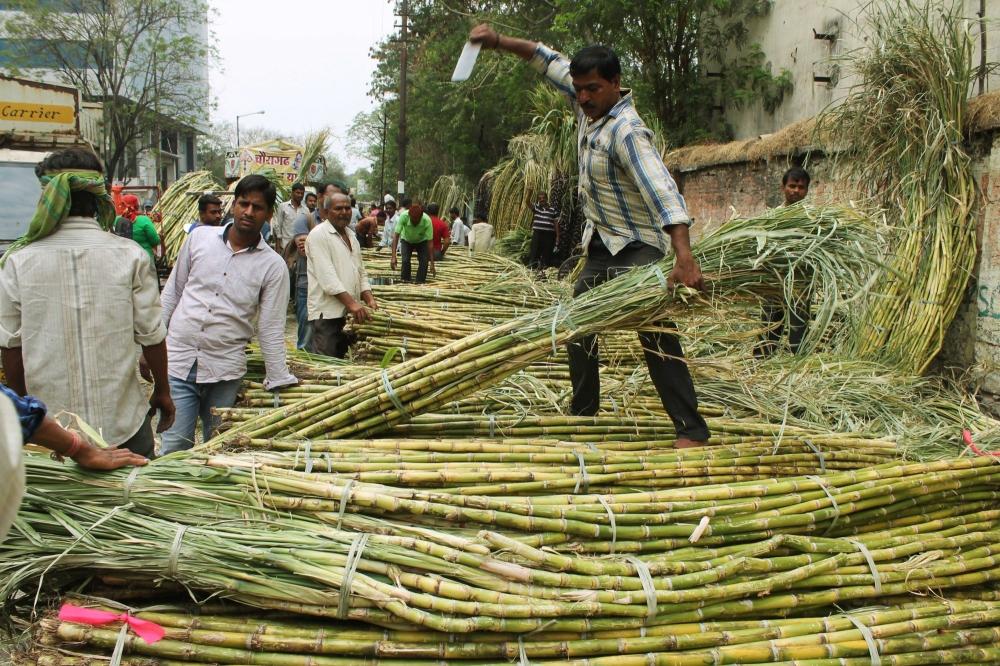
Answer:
[{"xmin": 529, "ymin": 44, "xmax": 692, "ymax": 256}]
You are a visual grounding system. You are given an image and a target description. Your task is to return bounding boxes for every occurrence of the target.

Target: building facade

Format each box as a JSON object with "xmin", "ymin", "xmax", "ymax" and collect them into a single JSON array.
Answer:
[
  {"xmin": 0, "ymin": 0, "xmax": 209, "ymax": 193},
  {"xmin": 722, "ymin": 0, "xmax": 1000, "ymax": 139}
]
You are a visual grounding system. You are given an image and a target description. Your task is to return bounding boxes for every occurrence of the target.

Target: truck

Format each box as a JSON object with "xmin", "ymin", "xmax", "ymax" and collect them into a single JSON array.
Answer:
[{"xmin": 0, "ymin": 74, "xmax": 93, "ymax": 250}]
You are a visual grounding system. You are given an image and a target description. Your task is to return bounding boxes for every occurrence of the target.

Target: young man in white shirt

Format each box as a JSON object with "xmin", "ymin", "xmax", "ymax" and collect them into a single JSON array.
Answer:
[
  {"xmin": 159, "ymin": 174, "xmax": 297, "ymax": 454},
  {"xmin": 449, "ymin": 207, "xmax": 469, "ymax": 246}
]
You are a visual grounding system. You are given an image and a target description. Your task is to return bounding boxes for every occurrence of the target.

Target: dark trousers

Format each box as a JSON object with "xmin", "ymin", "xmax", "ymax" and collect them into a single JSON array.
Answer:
[
  {"xmin": 400, "ymin": 240, "xmax": 429, "ymax": 283},
  {"xmin": 311, "ymin": 317, "xmax": 350, "ymax": 358},
  {"xmin": 567, "ymin": 240, "xmax": 710, "ymax": 441},
  {"xmin": 527, "ymin": 228, "xmax": 556, "ymax": 269},
  {"xmin": 120, "ymin": 413, "xmax": 154, "ymax": 458},
  {"xmin": 756, "ymin": 297, "xmax": 810, "ymax": 357}
]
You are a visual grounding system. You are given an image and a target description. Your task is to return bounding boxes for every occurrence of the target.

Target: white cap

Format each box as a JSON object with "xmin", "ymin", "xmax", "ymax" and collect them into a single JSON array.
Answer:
[
  {"xmin": 383, "ymin": 194, "xmax": 396, "ymax": 204},
  {"xmin": 0, "ymin": 393, "xmax": 25, "ymax": 544}
]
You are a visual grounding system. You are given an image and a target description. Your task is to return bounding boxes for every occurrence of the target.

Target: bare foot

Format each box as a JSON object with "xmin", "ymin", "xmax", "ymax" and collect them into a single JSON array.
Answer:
[{"xmin": 675, "ymin": 438, "xmax": 709, "ymax": 449}]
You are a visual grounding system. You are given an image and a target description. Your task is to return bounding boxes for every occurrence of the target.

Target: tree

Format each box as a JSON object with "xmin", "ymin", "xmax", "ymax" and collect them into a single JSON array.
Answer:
[
  {"xmin": 1, "ymin": 0, "xmax": 213, "ymax": 183},
  {"xmin": 358, "ymin": 1, "xmax": 791, "ymax": 196}
]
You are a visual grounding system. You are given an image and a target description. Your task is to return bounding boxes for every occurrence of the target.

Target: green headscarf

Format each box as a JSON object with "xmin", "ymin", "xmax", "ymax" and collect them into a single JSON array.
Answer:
[{"xmin": 0, "ymin": 169, "xmax": 115, "ymax": 266}]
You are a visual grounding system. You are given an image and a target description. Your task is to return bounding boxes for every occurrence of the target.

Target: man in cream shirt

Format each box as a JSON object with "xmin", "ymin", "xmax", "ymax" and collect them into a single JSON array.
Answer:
[{"xmin": 306, "ymin": 192, "xmax": 377, "ymax": 358}]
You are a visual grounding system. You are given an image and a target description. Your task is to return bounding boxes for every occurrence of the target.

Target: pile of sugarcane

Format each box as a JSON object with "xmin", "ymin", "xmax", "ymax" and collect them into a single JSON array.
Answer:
[
  {"xmin": 9, "ymin": 451, "xmax": 1000, "ymax": 664},
  {"xmin": 22, "ymin": 595, "xmax": 1000, "ymax": 665},
  {"xmin": 153, "ymin": 171, "xmax": 227, "ymax": 265}
]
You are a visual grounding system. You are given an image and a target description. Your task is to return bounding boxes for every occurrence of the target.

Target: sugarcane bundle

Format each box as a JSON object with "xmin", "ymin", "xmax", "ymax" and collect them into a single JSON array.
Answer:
[
  {"xmin": 206, "ymin": 204, "xmax": 878, "ymax": 445},
  {"xmin": 209, "ymin": 439, "xmax": 894, "ymax": 492},
  {"xmin": 826, "ymin": 1, "xmax": 978, "ymax": 373},
  {"xmin": 153, "ymin": 171, "xmax": 226, "ymax": 265},
  {"xmin": 424, "ymin": 174, "xmax": 470, "ymax": 217},
  {"xmin": 20, "ymin": 595, "xmax": 1000, "ymax": 665},
  {"xmin": 6, "ymin": 453, "xmax": 1000, "ymax": 634}
]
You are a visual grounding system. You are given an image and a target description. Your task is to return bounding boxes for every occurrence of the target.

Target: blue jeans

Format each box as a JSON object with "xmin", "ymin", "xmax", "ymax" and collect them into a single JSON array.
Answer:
[
  {"xmin": 160, "ymin": 363, "xmax": 243, "ymax": 455},
  {"xmin": 295, "ymin": 284, "xmax": 312, "ymax": 350}
]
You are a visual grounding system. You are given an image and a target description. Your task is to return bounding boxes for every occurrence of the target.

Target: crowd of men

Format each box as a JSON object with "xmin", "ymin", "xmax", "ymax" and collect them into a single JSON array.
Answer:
[{"xmin": 0, "ymin": 25, "xmax": 819, "ymax": 491}]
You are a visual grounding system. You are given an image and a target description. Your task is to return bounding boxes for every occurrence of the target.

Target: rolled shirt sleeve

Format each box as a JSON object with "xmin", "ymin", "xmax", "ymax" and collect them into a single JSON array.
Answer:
[
  {"xmin": 257, "ymin": 260, "xmax": 297, "ymax": 390},
  {"xmin": 615, "ymin": 127, "xmax": 692, "ymax": 229},
  {"xmin": 1, "ymin": 383, "xmax": 46, "ymax": 442},
  {"xmin": 529, "ymin": 43, "xmax": 577, "ymax": 104}
]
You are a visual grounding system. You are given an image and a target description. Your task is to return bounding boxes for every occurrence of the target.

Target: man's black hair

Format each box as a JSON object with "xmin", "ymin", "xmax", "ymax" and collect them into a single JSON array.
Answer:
[
  {"xmin": 569, "ymin": 45, "xmax": 621, "ymax": 81},
  {"xmin": 305, "ymin": 191, "xmax": 317, "ymax": 200},
  {"xmin": 291, "ymin": 182, "xmax": 305, "ymax": 192},
  {"xmin": 234, "ymin": 174, "xmax": 277, "ymax": 209},
  {"xmin": 449, "ymin": 207, "xmax": 460, "ymax": 216},
  {"xmin": 376, "ymin": 210, "xmax": 387, "ymax": 219},
  {"xmin": 35, "ymin": 147, "xmax": 104, "ymax": 218},
  {"xmin": 782, "ymin": 166, "xmax": 811, "ymax": 186},
  {"xmin": 426, "ymin": 202, "xmax": 440, "ymax": 215},
  {"xmin": 400, "ymin": 196, "xmax": 413, "ymax": 208},
  {"xmin": 198, "ymin": 193, "xmax": 222, "ymax": 213}
]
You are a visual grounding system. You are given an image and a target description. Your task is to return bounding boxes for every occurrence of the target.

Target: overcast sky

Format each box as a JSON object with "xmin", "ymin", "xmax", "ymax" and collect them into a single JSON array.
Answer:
[{"xmin": 209, "ymin": 0, "xmax": 397, "ymax": 172}]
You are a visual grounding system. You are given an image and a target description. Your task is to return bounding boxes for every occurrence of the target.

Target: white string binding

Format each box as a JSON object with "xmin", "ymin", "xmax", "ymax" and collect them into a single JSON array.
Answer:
[
  {"xmin": 551, "ymin": 303, "xmax": 563, "ymax": 355},
  {"xmin": 167, "ymin": 525, "xmax": 189, "ymax": 578},
  {"xmin": 805, "ymin": 474, "xmax": 841, "ymax": 535},
  {"xmin": 336, "ymin": 480, "xmax": 355, "ymax": 529},
  {"xmin": 597, "ymin": 495, "xmax": 617, "ymax": 554},
  {"xmin": 803, "ymin": 439, "xmax": 826, "ymax": 473},
  {"xmin": 488, "ymin": 414, "xmax": 496, "ymax": 439},
  {"xmin": 625, "ymin": 556, "xmax": 658, "ymax": 618},
  {"xmin": 302, "ymin": 441, "xmax": 313, "ymax": 474},
  {"xmin": 381, "ymin": 369, "xmax": 409, "ymax": 417},
  {"xmin": 850, "ymin": 540, "xmax": 882, "ymax": 594},
  {"xmin": 572, "ymin": 451, "xmax": 590, "ymax": 494},
  {"xmin": 122, "ymin": 467, "xmax": 141, "ymax": 504},
  {"xmin": 518, "ymin": 635, "xmax": 530, "ymax": 666},
  {"xmin": 652, "ymin": 265, "xmax": 668, "ymax": 289},
  {"xmin": 847, "ymin": 616, "xmax": 882, "ymax": 666},
  {"xmin": 338, "ymin": 533, "xmax": 370, "ymax": 618}
]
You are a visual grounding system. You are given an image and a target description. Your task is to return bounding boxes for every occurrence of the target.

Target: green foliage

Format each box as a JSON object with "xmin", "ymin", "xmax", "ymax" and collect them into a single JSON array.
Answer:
[{"xmin": 359, "ymin": 0, "xmax": 793, "ymax": 196}]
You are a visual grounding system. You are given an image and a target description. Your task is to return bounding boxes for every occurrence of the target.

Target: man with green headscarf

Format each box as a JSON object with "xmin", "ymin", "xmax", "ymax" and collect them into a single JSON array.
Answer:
[{"xmin": 0, "ymin": 148, "xmax": 175, "ymax": 457}]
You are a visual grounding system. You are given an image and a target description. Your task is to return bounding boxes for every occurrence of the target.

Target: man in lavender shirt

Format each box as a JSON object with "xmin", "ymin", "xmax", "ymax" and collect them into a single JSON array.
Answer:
[{"xmin": 158, "ymin": 174, "xmax": 297, "ymax": 454}]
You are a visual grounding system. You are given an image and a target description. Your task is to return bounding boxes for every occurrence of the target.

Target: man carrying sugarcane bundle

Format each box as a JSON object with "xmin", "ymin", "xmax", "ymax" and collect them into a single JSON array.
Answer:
[{"xmin": 470, "ymin": 25, "xmax": 710, "ymax": 447}]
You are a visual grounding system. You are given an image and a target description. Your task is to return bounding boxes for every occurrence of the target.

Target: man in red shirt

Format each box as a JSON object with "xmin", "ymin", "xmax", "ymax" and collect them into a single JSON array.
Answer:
[{"xmin": 427, "ymin": 202, "xmax": 451, "ymax": 260}]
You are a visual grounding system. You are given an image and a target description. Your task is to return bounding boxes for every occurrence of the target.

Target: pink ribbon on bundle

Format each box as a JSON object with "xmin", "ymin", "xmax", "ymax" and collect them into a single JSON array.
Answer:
[
  {"xmin": 964, "ymin": 429, "xmax": 1000, "ymax": 458},
  {"xmin": 58, "ymin": 603, "xmax": 166, "ymax": 644}
]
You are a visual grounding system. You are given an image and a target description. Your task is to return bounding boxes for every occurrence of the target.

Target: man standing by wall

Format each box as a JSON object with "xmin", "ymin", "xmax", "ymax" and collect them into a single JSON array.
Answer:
[
  {"xmin": 757, "ymin": 166, "xmax": 812, "ymax": 356},
  {"xmin": 391, "ymin": 199, "xmax": 435, "ymax": 283},
  {"xmin": 272, "ymin": 182, "xmax": 309, "ymax": 254},
  {"xmin": 306, "ymin": 192, "xmax": 377, "ymax": 358},
  {"xmin": 471, "ymin": 25, "xmax": 710, "ymax": 448},
  {"xmin": 0, "ymin": 148, "xmax": 174, "ymax": 457},
  {"xmin": 159, "ymin": 174, "xmax": 297, "ymax": 454}
]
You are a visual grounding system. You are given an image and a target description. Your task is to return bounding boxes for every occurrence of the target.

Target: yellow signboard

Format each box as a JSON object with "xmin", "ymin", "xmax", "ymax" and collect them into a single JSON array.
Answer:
[{"xmin": 0, "ymin": 102, "xmax": 75, "ymax": 125}]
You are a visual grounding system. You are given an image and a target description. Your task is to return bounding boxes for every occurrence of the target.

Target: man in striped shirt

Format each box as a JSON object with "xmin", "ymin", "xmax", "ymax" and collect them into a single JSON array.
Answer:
[
  {"xmin": 528, "ymin": 191, "xmax": 560, "ymax": 270},
  {"xmin": 471, "ymin": 25, "xmax": 710, "ymax": 448}
]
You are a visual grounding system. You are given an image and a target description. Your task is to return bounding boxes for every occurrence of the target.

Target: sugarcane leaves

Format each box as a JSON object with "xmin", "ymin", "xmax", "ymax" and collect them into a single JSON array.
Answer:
[{"xmin": 381, "ymin": 347, "xmax": 405, "ymax": 368}]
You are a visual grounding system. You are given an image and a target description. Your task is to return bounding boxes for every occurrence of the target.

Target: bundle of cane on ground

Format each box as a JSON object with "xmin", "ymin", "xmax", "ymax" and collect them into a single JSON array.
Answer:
[
  {"xmin": 6, "ymin": 453, "xmax": 1000, "ymax": 643},
  {"xmin": 21, "ymin": 595, "xmax": 1000, "ymax": 665},
  {"xmin": 206, "ymin": 204, "xmax": 879, "ymax": 445}
]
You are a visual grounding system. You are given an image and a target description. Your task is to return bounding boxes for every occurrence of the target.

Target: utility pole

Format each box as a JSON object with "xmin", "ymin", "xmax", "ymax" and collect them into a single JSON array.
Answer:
[
  {"xmin": 379, "ymin": 106, "xmax": 388, "ymax": 199},
  {"xmin": 396, "ymin": 0, "xmax": 408, "ymax": 197}
]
